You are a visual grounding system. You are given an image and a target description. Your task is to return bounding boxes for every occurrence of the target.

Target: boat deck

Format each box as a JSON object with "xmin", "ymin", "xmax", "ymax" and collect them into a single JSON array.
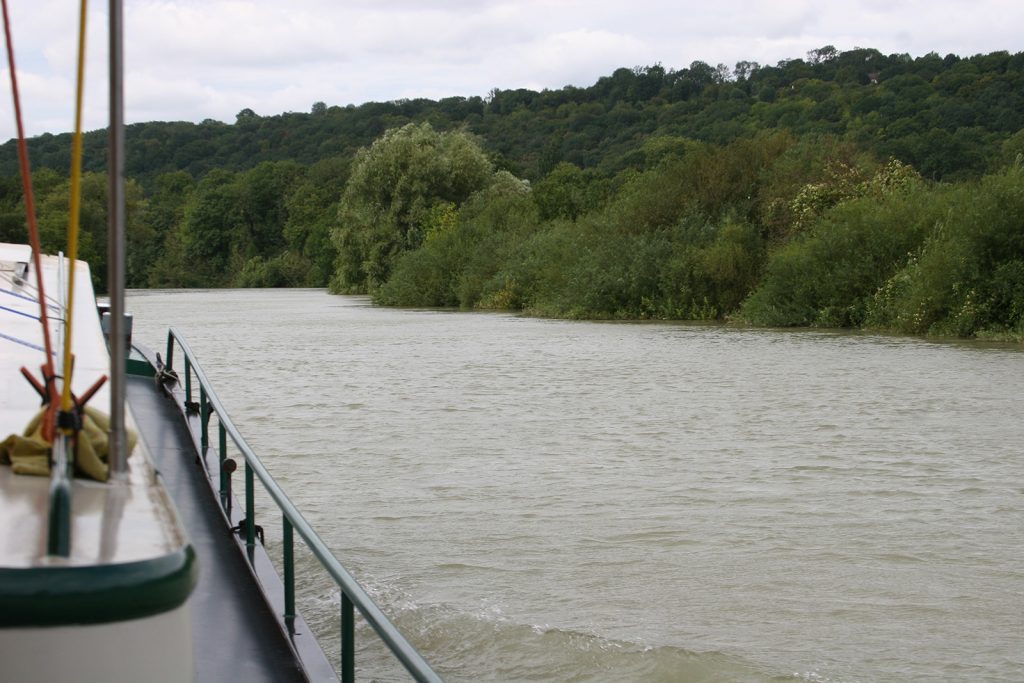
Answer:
[{"xmin": 126, "ymin": 372, "xmax": 310, "ymax": 682}]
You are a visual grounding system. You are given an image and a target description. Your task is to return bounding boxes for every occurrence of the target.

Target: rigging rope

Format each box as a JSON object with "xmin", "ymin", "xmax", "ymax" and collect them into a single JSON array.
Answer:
[
  {"xmin": 1, "ymin": 0, "xmax": 58, "ymax": 423},
  {"xmin": 59, "ymin": 0, "xmax": 89, "ymax": 422}
]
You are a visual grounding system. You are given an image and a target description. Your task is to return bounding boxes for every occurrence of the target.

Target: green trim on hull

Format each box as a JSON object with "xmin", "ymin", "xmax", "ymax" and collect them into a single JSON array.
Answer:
[
  {"xmin": 126, "ymin": 356, "xmax": 156, "ymax": 377},
  {"xmin": 0, "ymin": 545, "xmax": 197, "ymax": 627}
]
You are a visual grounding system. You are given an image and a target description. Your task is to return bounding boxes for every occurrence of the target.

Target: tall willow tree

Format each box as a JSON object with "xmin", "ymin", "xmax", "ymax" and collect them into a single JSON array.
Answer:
[{"xmin": 330, "ymin": 122, "xmax": 494, "ymax": 293}]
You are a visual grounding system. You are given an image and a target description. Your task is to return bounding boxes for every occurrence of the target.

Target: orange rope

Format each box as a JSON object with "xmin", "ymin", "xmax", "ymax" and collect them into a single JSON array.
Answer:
[{"xmin": 1, "ymin": 0, "xmax": 60, "ymax": 438}]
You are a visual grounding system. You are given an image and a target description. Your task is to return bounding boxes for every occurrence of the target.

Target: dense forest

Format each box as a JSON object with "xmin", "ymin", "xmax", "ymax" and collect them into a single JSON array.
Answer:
[{"xmin": 1, "ymin": 46, "xmax": 1022, "ymax": 339}]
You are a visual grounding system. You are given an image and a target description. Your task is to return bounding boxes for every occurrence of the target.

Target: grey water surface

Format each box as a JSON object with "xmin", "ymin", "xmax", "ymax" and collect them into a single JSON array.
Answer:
[{"xmin": 128, "ymin": 288, "xmax": 1023, "ymax": 683}]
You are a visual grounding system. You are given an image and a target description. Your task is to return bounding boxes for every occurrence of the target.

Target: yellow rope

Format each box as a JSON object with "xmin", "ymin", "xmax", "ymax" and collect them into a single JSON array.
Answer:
[{"xmin": 60, "ymin": 0, "xmax": 88, "ymax": 418}]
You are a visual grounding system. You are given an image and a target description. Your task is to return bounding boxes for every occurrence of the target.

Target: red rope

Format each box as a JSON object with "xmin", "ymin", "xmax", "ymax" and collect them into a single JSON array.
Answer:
[{"xmin": 2, "ymin": 0, "xmax": 60, "ymax": 438}]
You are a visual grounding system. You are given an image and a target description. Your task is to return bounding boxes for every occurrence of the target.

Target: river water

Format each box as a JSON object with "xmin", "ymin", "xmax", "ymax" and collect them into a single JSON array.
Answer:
[{"xmin": 127, "ymin": 288, "xmax": 1023, "ymax": 683}]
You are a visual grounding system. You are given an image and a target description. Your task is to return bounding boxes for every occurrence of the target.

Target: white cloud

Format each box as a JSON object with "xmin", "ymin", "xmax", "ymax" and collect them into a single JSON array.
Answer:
[
  {"xmin": 522, "ymin": 29, "xmax": 650, "ymax": 78},
  {"xmin": 130, "ymin": 1, "xmax": 347, "ymax": 69},
  {"xmin": 0, "ymin": 0, "xmax": 1021, "ymax": 141}
]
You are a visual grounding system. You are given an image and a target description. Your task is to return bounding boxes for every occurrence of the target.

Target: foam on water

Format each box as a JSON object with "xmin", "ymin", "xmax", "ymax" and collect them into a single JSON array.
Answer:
[{"xmin": 301, "ymin": 578, "xmax": 787, "ymax": 682}]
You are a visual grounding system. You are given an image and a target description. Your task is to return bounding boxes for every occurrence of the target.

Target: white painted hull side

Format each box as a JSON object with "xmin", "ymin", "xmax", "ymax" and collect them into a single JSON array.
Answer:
[{"xmin": 0, "ymin": 603, "xmax": 194, "ymax": 682}]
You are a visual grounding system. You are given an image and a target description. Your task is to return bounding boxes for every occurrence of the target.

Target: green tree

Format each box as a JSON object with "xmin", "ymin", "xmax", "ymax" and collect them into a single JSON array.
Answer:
[
  {"xmin": 145, "ymin": 171, "xmax": 196, "ymax": 287},
  {"xmin": 30, "ymin": 170, "xmax": 148, "ymax": 292},
  {"xmin": 236, "ymin": 160, "xmax": 303, "ymax": 258},
  {"xmin": 32, "ymin": 173, "xmax": 108, "ymax": 289},
  {"xmin": 123, "ymin": 178, "xmax": 154, "ymax": 288},
  {"xmin": 0, "ymin": 173, "xmax": 26, "ymax": 244},
  {"xmin": 532, "ymin": 162, "xmax": 605, "ymax": 221},
  {"xmin": 283, "ymin": 156, "xmax": 348, "ymax": 285},
  {"xmin": 331, "ymin": 122, "xmax": 494, "ymax": 293},
  {"xmin": 178, "ymin": 169, "xmax": 243, "ymax": 285}
]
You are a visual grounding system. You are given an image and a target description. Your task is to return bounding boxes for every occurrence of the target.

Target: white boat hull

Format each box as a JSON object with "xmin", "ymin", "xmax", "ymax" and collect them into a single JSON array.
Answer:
[{"xmin": 0, "ymin": 604, "xmax": 194, "ymax": 682}]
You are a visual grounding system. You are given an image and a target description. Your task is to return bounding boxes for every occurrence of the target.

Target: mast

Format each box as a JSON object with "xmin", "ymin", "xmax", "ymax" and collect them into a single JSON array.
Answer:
[{"xmin": 107, "ymin": 0, "xmax": 127, "ymax": 475}]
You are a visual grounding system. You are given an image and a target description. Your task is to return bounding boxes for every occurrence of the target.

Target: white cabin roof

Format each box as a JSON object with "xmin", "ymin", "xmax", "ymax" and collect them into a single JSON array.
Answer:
[{"xmin": 1, "ymin": 243, "xmax": 188, "ymax": 567}]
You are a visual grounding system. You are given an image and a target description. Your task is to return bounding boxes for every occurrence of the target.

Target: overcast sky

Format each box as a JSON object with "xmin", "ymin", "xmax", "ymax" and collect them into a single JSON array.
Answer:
[{"xmin": 1, "ymin": 0, "xmax": 1022, "ymax": 143}]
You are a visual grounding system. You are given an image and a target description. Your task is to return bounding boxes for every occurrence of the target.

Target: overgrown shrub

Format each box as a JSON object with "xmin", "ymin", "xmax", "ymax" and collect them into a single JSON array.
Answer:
[
  {"xmin": 866, "ymin": 165, "xmax": 1024, "ymax": 336},
  {"xmin": 742, "ymin": 181, "xmax": 941, "ymax": 327},
  {"xmin": 235, "ymin": 251, "xmax": 310, "ymax": 288}
]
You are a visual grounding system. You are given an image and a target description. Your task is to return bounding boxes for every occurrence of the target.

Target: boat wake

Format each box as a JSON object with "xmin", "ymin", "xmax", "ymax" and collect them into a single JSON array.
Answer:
[{"xmin": 301, "ymin": 582, "xmax": 792, "ymax": 682}]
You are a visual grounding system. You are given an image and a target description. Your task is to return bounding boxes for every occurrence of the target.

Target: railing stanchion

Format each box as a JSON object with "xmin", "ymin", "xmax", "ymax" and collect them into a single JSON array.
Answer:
[
  {"xmin": 165, "ymin": 332, "xmax": 174, "ymax": 371},
  {"xmin": 184, "ymin": 357, "xmax": 192, "ymax": 404},
  {"xmin": 245, "ymin": 461, "xmax": 255, "ymax": 547},
  {"xmin": 200, "ymin": 386, "xmax": 209, "ymax": 453},
  {"xmin": 218, "ymin": 422, "xmax": 227, "ymax": 501},
  {"xmin": 342, "ymin": 593, "xmax": 355, "ymax": 683},
  {"xmin": 222, "ymin": 459, "xmax": 234, "ymax": 513},
  {"xmin": 283, "ymin": 518, "xmax": 295, "ymax": 621}
]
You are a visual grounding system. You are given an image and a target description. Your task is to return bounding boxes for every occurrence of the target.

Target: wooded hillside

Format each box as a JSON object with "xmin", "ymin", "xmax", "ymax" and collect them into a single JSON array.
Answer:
[{"xmin": 2, "ymin": 47, "xmax": 1022, "ymax": 339}]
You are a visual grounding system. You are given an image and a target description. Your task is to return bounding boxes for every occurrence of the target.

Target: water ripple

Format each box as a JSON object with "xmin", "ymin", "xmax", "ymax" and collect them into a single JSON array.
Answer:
[{"xmin": 128, "ymin": 289, "xmax": 1024, "ymax": 683}]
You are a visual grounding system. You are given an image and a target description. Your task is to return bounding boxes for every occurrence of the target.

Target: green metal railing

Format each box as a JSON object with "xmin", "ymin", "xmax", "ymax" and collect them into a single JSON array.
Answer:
[{"xmin": 164, "ymin": 328, "xmax": 442, "ymax": 683}]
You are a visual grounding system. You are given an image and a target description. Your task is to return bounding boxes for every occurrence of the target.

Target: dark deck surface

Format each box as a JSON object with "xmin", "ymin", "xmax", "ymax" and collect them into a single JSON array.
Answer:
[{"xmin": 127, "ymin": 374, "xmax": 309, "ymax": 683}]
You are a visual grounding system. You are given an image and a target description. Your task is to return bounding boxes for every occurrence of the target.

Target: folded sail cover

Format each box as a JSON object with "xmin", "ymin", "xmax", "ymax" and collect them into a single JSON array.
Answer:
[{"xmin": 0, "ymin": 407, "xmax": 135, "ymax": 482}]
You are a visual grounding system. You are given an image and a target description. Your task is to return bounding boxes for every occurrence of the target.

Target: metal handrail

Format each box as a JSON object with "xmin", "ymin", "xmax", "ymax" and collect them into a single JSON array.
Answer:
[{"xmin": 164, "ymin": 327, "xmax": 443, "ymax": 683}]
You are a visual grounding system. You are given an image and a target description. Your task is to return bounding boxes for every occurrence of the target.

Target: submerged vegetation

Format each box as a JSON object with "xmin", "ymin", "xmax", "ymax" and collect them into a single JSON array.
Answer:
[{"xmin": 2, "ymin": 47, "xmax": 1023, "ymax": 339}]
